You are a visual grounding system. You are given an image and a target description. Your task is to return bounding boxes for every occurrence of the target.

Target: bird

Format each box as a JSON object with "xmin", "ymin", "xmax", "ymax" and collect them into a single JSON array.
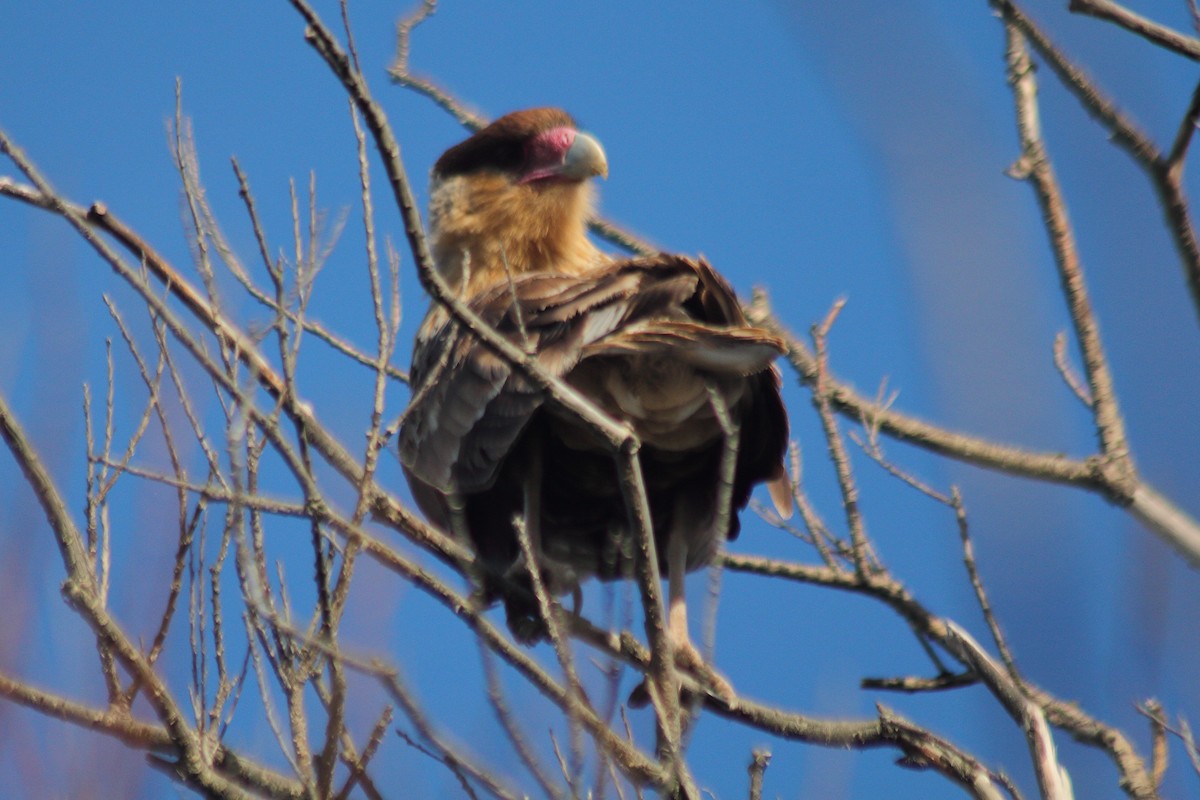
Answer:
[{"xmin": 399, "ymin": 108, "xmax": 792, "ymax": 687}]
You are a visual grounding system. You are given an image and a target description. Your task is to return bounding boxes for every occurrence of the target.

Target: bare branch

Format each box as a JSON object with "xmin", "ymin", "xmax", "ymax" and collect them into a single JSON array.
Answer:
[
  {"xmin": 748, "ymin": 289, "xmax": 1200, "ymax": 566},
  {"xmin": 1166, "ymin": 79, "xmax": 1200, "ymax": 171},
  {"xmin": 944, "ymin": 623, "xmax": 1072, "ymax": 800},
  {"xmin": 810, "ymin": 299, "xmax": 876, "ymax": 576},
  {"xmin": 723, "ymin": 550, "xmax": 1159, "ymax": 797},
  {"xmin": 1069, "ymin": 0, "xmax": 1200, "ymax": 61},
  {"xmin": 0, "ymin": 669, "xmax": 304, "ymax": 799},
  {"xmin": 1053, "ymin": 331, "xmax": 1093, "ymax": 408},
  {"xmin": 1002, "ymin": 16, "xmax": 1133, "ymax": 491},
  {"xmin": 994, "ymin": 0, "xmax": 1200, "ymax": 322},
  {"xmin": 479, "ymin": 643, "xmax": 567, "ymax": 800},
  {"xmin": 747, "ymin": 749, "xmax": 769, "ymax": 800}
]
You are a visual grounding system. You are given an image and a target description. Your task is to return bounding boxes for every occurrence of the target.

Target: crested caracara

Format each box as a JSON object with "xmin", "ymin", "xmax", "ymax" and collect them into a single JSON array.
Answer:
[{"xmin": 400, "ymin": 108, "xmax": 792, "ymax": 685}]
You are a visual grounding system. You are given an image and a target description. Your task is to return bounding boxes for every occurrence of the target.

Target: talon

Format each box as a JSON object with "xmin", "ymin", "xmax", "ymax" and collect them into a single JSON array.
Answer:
[
  {"xmin": 626, "ymin": 639, "xmax": 736, "ymax": 709},
  {"xmin": 673, "ymin": 639, "xmax": 735, "ymax": 703}
]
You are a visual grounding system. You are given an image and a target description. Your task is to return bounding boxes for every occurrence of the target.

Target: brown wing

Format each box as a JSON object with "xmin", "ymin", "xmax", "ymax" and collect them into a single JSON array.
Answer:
[
  {"xmin": 400, "ymin": 255, "xmax": 700, "ymax": 494},
  {"xmin": 689, "ymin": 257, "xmax": 794, "ymax": 520},
  {"xmin": 580, "ymin": 320, "xmax": 784, "ymax": 372},
  {"xmin": 399, "ymin": 253, "xmax": 792, "ymax": 579}
]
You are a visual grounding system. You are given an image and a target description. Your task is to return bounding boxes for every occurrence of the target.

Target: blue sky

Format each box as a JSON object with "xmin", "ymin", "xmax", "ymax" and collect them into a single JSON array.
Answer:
[{"xmin": 1, "ymin": 1, "xmax": 1199, "ymax": 797}]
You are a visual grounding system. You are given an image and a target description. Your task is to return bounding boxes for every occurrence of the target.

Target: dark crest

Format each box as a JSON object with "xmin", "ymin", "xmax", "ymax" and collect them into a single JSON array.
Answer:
[{"xmin": 433, "ymin": 108, "xmax": 577, "ymax": 178}]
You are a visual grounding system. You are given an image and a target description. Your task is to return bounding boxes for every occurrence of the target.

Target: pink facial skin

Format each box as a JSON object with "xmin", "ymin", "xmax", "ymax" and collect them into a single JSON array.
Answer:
[{"xmin": 519, "ymin": 126, "xmax": 578, "ymax": 184}]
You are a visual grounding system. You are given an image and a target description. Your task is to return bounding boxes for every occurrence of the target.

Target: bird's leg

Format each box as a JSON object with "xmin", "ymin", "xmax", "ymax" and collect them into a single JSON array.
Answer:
[
  {"xmin": 666, "ymin": 530, "xmax": 734, "ymax": 702},
  {"xmin": 665, "ymin": 532, "xmax": 697, "ymax": 665}
]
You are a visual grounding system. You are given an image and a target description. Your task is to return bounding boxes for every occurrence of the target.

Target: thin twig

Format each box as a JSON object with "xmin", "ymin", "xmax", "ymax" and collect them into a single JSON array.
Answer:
[
  {"xmin": 950, "ymin": 488, "xmax": 1018, "ymax": 680},
  {"xmin": 513, "ymin": 514, "xmax": 590, "ymax": 784},
  {"xmin": 0, "ymin": 386, "xmax": 257, "ymax": 797},
  {"xmin": 722, "ymin": 550, "xmax": 1157, "ymax": 797},
  {"xmin": 1001, "ymin": 18, "xmax": 1134, "ymax": 496},
  {"xmin": 810, "ymin": 300, "xmax": 874, "ymax": 576},
  {"xmin": 334, "ymin": 704, "xmax": 391, "ymax": 800},
  {"xmin": 479, "ymin": 642, "xmax": 566, "ymax": 800},
  {"xmin": 1140, "ymin": 699, "xmax": 1168, "ymax": 790},
  {"xmin": 995, "ymin": 0, "xmax": 1200, "ymax": 322},
  {"xmin": 747, "ymin": 749, "xmax": 770, "ymax": 800},
  {"xmin": 0, "ymin": 667, "xmax": 304, "ymax": 798},
  {"xmin": 944, "ymin": 623, "xmax": 1072, "ymax": 800},
  {"xmin": 1166, "ymin": 79, "xmax": 1200, "ymax": 171},
  {"xmin": 1052, "ymin": 331, "xmax": 1093, "ymax": 408},
  {"xmin": 1069, "ymin": 0, "xmax": 1200, "ymax": 61}
]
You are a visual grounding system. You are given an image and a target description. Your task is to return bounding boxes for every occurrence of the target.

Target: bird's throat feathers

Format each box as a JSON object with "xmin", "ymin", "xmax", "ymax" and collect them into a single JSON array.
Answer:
[{"xmin": 429, "ymin": 172, "xmax": 601, "ymax": 293}]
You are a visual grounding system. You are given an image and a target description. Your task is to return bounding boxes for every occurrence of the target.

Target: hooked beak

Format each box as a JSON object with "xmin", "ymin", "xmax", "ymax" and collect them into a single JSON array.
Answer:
[{"xmin": 559, "ymin": 131, "xmax": 608, "ymax": 181}]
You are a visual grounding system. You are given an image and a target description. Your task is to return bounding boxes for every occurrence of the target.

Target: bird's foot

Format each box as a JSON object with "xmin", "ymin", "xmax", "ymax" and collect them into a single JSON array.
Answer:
[
  {"xmin": 671, "ymin": 638, "xmax": 734, "ymax": 703},
  {"xmin": 627, "ymin": 638, "xmax": 735, "ymax": 708}
]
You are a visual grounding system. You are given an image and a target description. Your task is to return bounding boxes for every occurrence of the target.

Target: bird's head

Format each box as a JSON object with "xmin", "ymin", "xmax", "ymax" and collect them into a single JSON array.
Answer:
[
  {"xmin": 433, "ymin": 107, "xmax": 608, "ymax": 186},
  {"xmin": 428, "ymin": 108, "xmax": 608, "ymax": 290}
]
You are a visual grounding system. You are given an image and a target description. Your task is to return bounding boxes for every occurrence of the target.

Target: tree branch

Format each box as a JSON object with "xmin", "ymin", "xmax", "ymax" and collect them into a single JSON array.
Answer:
[{"xmin": 1069, "ymin": 0, "xmax": 1200, "ymax": 61}]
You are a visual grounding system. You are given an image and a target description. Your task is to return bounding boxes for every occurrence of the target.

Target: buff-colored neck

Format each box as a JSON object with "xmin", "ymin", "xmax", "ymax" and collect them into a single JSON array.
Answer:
[{"xmin": 429, "ymin": 173, "xmax": 603, "ymax": 295}]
